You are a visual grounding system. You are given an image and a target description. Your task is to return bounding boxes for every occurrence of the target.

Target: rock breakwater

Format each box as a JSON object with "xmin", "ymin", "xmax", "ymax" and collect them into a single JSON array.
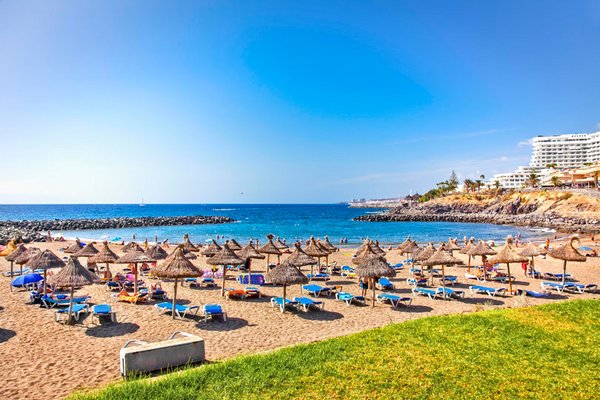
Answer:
[{"xmin": 0, "ymin": 215, "xmax": 236, "ymax": 244}]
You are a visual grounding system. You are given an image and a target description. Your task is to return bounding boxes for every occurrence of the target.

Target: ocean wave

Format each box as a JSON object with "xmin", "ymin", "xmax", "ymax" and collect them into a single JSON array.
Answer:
[{"xmin": 213, "ymin": 208, "xmax": 237, "ymax": 211}]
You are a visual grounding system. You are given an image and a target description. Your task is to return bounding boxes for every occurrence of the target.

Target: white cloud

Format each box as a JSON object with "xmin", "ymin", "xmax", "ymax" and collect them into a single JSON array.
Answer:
[{"xmin": 518, "ymin": 138, "xmax": 533, "ymax": 147}]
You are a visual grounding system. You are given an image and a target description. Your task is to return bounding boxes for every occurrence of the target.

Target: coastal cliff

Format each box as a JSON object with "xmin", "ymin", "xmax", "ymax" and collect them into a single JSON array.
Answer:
[
  {"xmin": 354, "ymin": 191, "xmax": 600, "ymax": 233},
  {"xmin": 0, "ymin": 215, "xmax": 236, "ymax": 243}
]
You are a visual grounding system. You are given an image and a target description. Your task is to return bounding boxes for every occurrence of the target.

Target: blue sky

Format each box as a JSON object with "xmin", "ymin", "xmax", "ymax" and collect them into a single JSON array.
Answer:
[{"xmin": 1, "ymin": 1, "xmax": 599, "ymax": 203}]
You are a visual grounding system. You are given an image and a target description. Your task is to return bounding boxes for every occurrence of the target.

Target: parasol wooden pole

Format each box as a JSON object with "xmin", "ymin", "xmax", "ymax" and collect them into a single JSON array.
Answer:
[
  {"xmin": 441, "ymin": 264, "xmax": 446, "ymax": 298},
  {"xmin": 172, "ymin": 277, "xmax": 178, "ymax": 319},
  {"xmin": 43, "ymin": 269, "xmax": 48, "ymax": 294},
  {"xmin": 371, "ymin": 277, "xmax": 375, "ymax": 307},
  {"xmin": 562, "ymin": 260, "xmax": 567, "ymax": 285},
  {"xmin": 67, "ymin": 284, "xmax": 75, "ymax": 324},
  {"xmin": 282, "ymin": 284, "xmax": 287, "ymax": 313},
  {"xmin": 133, "ymin": 263, "xmax": 138, "ymax": 293},
  {"xmin": 467, "ymin": 255, "xmax": 471, "ymax": 273},
  {"xmin": 9, "ymin": 261, "xmax": 13, "ymax": 292},
  {"xmin": 247, "ymin": 258, "xmax": 252, "ymax": 286},
  {"xmin": 507, "ymin": 263, "xmax": 513, "ymax": 295},
  {"xmin": 221, "ymin": 265, "xmax": 226, "ymax": 297}
]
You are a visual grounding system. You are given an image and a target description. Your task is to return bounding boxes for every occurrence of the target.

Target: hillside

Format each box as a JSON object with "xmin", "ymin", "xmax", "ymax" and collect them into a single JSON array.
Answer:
[{"xmin": 355, "ymin": 190, "xmax": 600, "ymax": 232}]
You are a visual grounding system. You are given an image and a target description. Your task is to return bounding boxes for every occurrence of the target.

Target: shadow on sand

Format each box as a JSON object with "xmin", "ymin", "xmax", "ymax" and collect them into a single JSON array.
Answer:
[
  {"xmin": 0, "ymin": 328, "xmax": 16, "ymax": 343},
  {"xmin": 85, "ymin": 322, "xmax": 140, "ymax": 338},
  {"xmin": 196, "ymin": 317, "xmax": 248, "ymax": 331},
  {"xmin": 296, "ymin": 310, "xmax": 344, "ymax": 321}
]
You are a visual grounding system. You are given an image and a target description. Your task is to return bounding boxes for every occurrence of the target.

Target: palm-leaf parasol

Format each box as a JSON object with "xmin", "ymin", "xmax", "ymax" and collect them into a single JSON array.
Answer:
[
  {"xmin": 115, "ymin": 249, "xmax": 155, "ymax": 293},
  {"xmin": 89, "ymin": 241, "xmax": 119, "ymax": 278},
  {"xmin": 258, "ymin": 234, "xmax": 282, "ymax": 272},
  {"xmin": 519, "ymin": 242, "xmax": 547, "ymax": 274},
  {"xmin": 270, "ymin": 260, "xmax": 308, "ymax": 313},
  {"xmin": 207, "ymin": 243, "xmax": 244, "ymax": 296},
  {"xmin": 548, "ymin": 237, "xmax": 586, "ymax": 285},
  {"xmin": 488, "ymin": 237, "xmax": 528, "ymax": 295},
  {"xmin": 467, "ymin": 240, "xmax": 497, "ymax": 273},
  {"xmin": 422, "ymin": 247, "xmax": 463, "ymax": 295},
  {"xmin": 24, "ymin": 249, "xmax": 65, "ymax": 294}
]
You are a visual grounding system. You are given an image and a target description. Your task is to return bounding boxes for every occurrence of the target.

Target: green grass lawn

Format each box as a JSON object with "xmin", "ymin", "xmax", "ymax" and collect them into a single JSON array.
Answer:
[{"xmin": 72, "ymin": 300, "xmax": 600, "ymax": 400}]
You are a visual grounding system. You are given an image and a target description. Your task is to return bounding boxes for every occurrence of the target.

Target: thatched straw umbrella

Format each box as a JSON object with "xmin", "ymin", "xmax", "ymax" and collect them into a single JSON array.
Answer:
[
  {"xmin": 201, "ymin": 240, "xmax": 222, "ymax": 257},
  {"xmin": 519, "ymin": 242, "xmax": 547, "ymax": 274},
  {"xmin": 286, "ymin": 242, "xmax": 318, "ymax": 271},
  {"xmin": 353, "ymin": 243, "xmax": 395, "ymax": 307},
  {"xmin": 413, "ymin": 243, "xmax": 436, "ymax": 263},
  {"xmin": 49, "ymin": 257, "xmax": 99, "ymax": 324},
  {"xmin": 122, "ymin": 241, "xmax": 141, "ymax": 253},
  {"xmin": 115, "ymin": 249, "xmax": 155, "ymax": 293},
  {"xmin": 15, "ymin": 247, "xmax": 40, "ymax": 275},
  {"xmin": 445, "ymin": 239, "xmax": 462, "ymax": 255},
  {"xmin": 74, "ymin": 242, "xmax": 99, "ymax": 257},
  {"xmin": 397, "ymin": 237, "xmax": 412, "ymax": 252},
  {"xmin": 227, "ymin": 238, "xmax": 242, "ymax": 251},
  {"xmin": 304, "ymin": 237, "xmax": 329, "ymax": 276},
  {"xmin": 207, "ymin": 243, "xmax": 244, "ymax": 296},
  {"xmin": 422, "ymin": 247, "xmax": 463, "ymax": 295},
  {"xmin": 182, "ymin": 234, "xmax": 199, "ymax": 252},
  {"xmin": 146, "ymin": 244, "xmax": 168, "ymax": 260},
  {"xmin": 237, "ymin": 241, "xmax": 265, "ymax": 285},
  {"xmin": 401, "ymin": 241, "xmax": 420, "ymax": 262},
  {"xmin": 64, "ymin": 239, "xmax": 83, "ymax": 254},
  {"xmin": 5, "ymin": 244, "xmax": 27, "ymax": 286},
  {"xmin": 468, "ymin": 240, "xmax": 497, "ymax": 273},
  {"xmin": 0, "ymin": 239, "xmax": 16, "ymax": 256},
  {"xmin": 548, "ymin": 237, "xmax": 586, "ymax": 285},
  {"xmin": 274, "ymin": 237, "xmax": 289, "ymax": 253},
  {"xmin": 488, "ymin": 238, "xmax": 527, "ymax": 295},
  {"xmin": 89, "ymin": 241, "xmax": 119, "ymax": 277},
  {"xmin": 371, "ymin": 240, "xmax": 386, "ymax": 256},
  {"xmin": 460, "ymin": 237, "xmax": 477, "ymax": 270},
  {"xmin": 319, "ymin": 236, "xmax": 338, "ymax": 253},
  {"xmin": 355, "ymin": 239, "xmax": 371, "ymax": 255},
  {"xmin": 258, "ymin": 234, "xmax": 282, "ymax": 271},
  {"xmin": 152, "ymin": 246, "xmax": 203, "ymax": 318},
  {"xmin": 269, "ymin": 260, "xmax": 308, "ymax": 313},
  {"xmin": 24, "ymin": 249, "xmax": 65, "ymax": 294}
]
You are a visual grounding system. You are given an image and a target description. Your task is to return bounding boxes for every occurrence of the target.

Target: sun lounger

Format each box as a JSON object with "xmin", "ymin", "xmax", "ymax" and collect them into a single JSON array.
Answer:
[
  {"xmin": 307, "ymin": 273, "xmax": 330, "ymax": 281},
  {"xmin": 155, "ymin": 302, "xmax": 200, "ymax": 319},
  {"xmin": 41, "ymin": 294, "xmax": 90, "ymax": 308},
  {"xmin": 376, "ymin": 293, "xmax": 412, "ymax": 308},
  {"xmin": 335, "ymin": 292, "xmax": 365, "ymax": 306},
  {"xmin": 464, "ymin": 272, "xmax": 484, "ymax": 281},
  {"xmin": 237, "ymin": 273, "xmax": 265, "ymax": 286},
  {"xmin": 270, "ymin": 297, "xmax": 298, "ymax": 312},
  {"xmin": 469, "ymin": 285, "xmax": 506, "ymax": 297},
  {"xmin": 301, "ymin": 284, "xmax": 334, "ymax": 297},
  {"xmin": 409, "ymin": 267, "xmax": 422, "ymax": 276},
  {"xmin": 293, "ymin": 296, "xmax": 324, "ymax": 312},
  {"xmin": 55, "ymin": 304, "xmax": 89, "ymax": 322},
  {"xmin": 106, "ymin": 281, "xmax": 122, "ymax": 291},
  {"xmin": 429, "ymin": 269, "xmax": 442, "ymax": 277},
  {"xmin": 412, "ymin": 287, "xmax": 440, "ymax": 300},
  {"xmin": 376, "ymin": 277, "xmax": 395, "ymax": 290},
  {"xmin": 203, "ymin": 304, "xmax": 227, "ymax": 322},
  {"xmin": 540, "ymin": 281, "xmax": 576, "ymax": 293},
  {"xmin": 92, "ymin": 304, "xmax": 117, "ymax": 323},
  {"xmin": 150, "ymin": 288, "xmax": 168, "ymax": 300},
  {"xmin": 568, "ymin": 283, "xmax": 598, "ymax": 293},
  {"xmin": 488, "ymin": 275, "xmax": 515, "ymax": 283},
  {"xmin": 437, "ymin": 287, "xmax": 465, "ymax": 299},
  {"xmin": 406, "ymin": 278, "xmax": 428, "ymax": 287},
  {"xmin": 404, "ymin": 258, "xmax": 413, "ymax": 264},
  {"xmin": 439, "ymin": 276, "xmax": 458, "ymax": 286},
  {"xmin": 392, "ymin": 263, "xmax": 404, "ymax": 271},
  {"xmin": 117, "ymin": 290, "xmax": 148, "ymax": 304},
  {"xmin": 2, "ymin": 267, "xmax": 31, "ymax": 277},
  {"xmin": 544, "ymin": 273, "xmax": 573, "ymax": 281}
]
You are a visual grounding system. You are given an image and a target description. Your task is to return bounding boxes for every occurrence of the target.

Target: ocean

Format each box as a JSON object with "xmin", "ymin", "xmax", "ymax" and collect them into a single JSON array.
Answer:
[{"xmin": 0, "ymin": 204, "xmax": 551, "ymax": 245}]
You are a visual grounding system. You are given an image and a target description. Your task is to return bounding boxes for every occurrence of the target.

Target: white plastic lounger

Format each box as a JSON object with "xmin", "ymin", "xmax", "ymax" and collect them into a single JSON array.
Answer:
[
  {"xmin": 293, "ymin": 297, "xmax": 324, "ymax": 312},
  {"xmin": 540, "ymin": 281, "xmax": 575, "ymax": 294},
  {"xmin": 376, "ymin": 293, "xmax": 412, "ymax": 308},
  {"xmin": 469, "ymin": 285, "xmax": 506, "ymax": 297},
  {"xmin": 412, "ymin": 287, "xmax": 439, "ymax": 300},
  {"xmin": 335, "ymin": 292, "xmax": 365, "ymax": 306},
  {"xmin": 568, "ymin": 283, "xmax": 598, "ymax": 293},
  {"xmin": 55, "ymin": 304, "xmax": 89, "ymax": 322},
  {"xmin": 155, "ymin": 302, "xmax": 200, "ymax": 319}
]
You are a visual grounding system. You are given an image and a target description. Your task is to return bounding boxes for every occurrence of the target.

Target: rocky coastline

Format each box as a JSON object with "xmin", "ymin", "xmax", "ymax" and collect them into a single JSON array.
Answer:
[
  {"xmin": 0, "ymin": 215, "xmax": 236, "ymax": 244},
  {"xmin": 354, "ymin": 196, "xmax": 600, "ymax": 233}
]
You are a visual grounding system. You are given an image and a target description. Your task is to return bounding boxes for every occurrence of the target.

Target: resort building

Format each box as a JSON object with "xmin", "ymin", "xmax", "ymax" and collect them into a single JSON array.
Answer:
[
  {"xmin": 489, "ymin": 131, "xmax": 600, "ymax": 189},
  {"xmin": 530, "ymin": 131, "xmax": 600, "ymax": 168}
]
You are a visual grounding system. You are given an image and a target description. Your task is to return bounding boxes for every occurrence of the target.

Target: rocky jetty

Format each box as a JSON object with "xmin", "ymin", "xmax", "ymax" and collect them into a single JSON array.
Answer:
[
  {"xmin": 0, "ymin": 215, "xmax": 236, "ymax": 244},
  {"xmin": 354, "ymin": 192, "xmax": 600, "ymax": 233}
]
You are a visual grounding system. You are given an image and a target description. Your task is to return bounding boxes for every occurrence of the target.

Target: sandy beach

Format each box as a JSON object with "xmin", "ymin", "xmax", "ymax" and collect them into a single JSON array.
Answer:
[{"xmin": 1, "ymin": 237, "xmax": 598, "ymax": 400}]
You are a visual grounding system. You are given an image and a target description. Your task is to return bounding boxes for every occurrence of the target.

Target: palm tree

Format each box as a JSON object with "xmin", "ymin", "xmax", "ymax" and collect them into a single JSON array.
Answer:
[
  {"xmin": 527, "ymin": 173, "xmax": 540, "ymax": 188},
  {"xmin": 593, "ymin": 170, "xmax": 599, "ymax": 190},
  {"xmin": 546, "ymin": 163, "xmax": 558, "ymax": 169},
  {"xmin": 475, "ymin": 179, "xmax": 482, "ymax": 192},
  {"xmin": 550, "ymin": 176, "xmax": 561, "ymax": 188},
  {"xmin": 494, "ymin": 180, "xmax": 501, "ymax": 191}
]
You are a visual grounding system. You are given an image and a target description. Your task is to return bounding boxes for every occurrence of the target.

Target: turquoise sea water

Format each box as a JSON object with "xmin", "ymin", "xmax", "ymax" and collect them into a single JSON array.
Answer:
[{"xmin": 0, "ymin": 204, "xmax": 551, "ymax": 245}]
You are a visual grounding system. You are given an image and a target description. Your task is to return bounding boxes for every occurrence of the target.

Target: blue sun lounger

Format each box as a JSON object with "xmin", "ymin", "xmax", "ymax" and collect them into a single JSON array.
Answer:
[
  {"xmin": 92, "ymin": 304, "xmax": 117, "ymax": 323},
  {"xmin": 335, "ymin": 292, "xmax": 365, "ymax": 306},
  {"xmin": 307, "ymin": 273, "xmax": 330, "ymax": 281},
  {"xmin": 55, "ymin": 304, "xmax": 89, "ymax": 322},
  {"xmin": 469, "ymin": 285, "xmax": 506, "ymax": 297},
  {"xmin": 376, "ymin": 277, "xmax": 395, "ymax": 290},
  {"xmin": 516, "ymin": 289, "xmax": 549, "ymax": 298},
  {"xmin": 293, "ymin": 297, "xmax": 324, "ymax": 312},
  {"xmin": 409, "ymin": 267, "xmax": 422, "ymax": 276},
  {"xmin": 412, "ymin": 287, "xmax": 439, "ymax": 300},
  {"xmin": 540, "ymin": 281, "xmax": 576, "ymax": 293},
  {"xmin": 406, "ymin": 278, "xmax": 428, "ymax": 287},
  {"xmin": 437, "ymin": 287, "xmax": 465, "ymax": 299},
  {"xmin": 544, "ymin": 273, "xmax": 573, "ymax": 281},
  {"xmin": 439, "ymin": 276, "xmax": 458, "ymax": 286},
  {"xmin": 376, "ymin": 293, "xmax": 412, "ymax": 308},
  {"xmin": 270, "ymin": 297, "xmax": 298, "ymax": 312},
  {"xmin": 41, "ymin": 295, "xmax": 90, "ymax": 308},
  {"xmin": 154, "ymin": 302, "xmax": 200, "ymax": 319},
  {"xmin": 568, "ymin": 283, "xmax": 598, "ymax": 293},
  {"xmin": 203, "ymin": 304, "xmax": 227, "ymax": 322},
  {"xmin": 301, "ymin": 284, "xmax": 333, "ymax": 297},
  {"xmin": 391, "ymin": 263, "xmax": 404, "ymax": 271}
]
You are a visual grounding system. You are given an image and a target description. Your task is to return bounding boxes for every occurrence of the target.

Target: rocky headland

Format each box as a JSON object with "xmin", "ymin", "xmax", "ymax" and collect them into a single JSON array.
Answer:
[
  {"xmin": 354, "ymin": 191, "xmax": 600, "ymax": 233},
  {"xmin": 0, "ymin": 215, "xmax": 236, "ymax": 244}
]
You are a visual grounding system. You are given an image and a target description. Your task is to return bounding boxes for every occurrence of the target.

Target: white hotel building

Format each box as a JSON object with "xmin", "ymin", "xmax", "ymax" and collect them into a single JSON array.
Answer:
[{"xmin": 490, "ymin": 131, "xmax": 600, "ymax": 189}]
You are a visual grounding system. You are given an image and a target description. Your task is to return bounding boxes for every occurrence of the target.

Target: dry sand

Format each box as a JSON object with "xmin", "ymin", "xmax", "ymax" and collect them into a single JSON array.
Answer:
[{"xmin": 0, "ymin": 238, "xmax": 598, "ymax": 399}]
